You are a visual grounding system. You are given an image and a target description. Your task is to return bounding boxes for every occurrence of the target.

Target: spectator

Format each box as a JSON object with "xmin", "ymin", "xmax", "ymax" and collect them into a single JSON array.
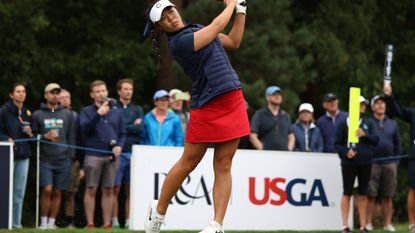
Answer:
[
  {"xmin": 292, "ymin": 103, "xmax": 323, "ymax": 152},
  {"xmin": 141, "ymin": 90, "xmax": 184, "ymax": 146},
  {"xmin": 0, "ymin": 83, "xmax": 33, "ymax": 228},
  {"xmin": 335, "ymin": 96, "xmax": 379, "ymax": 233},
  {"xmin": 250, "ymin": 85, "xmax": 295, "ymax": 150},
  {"xmin": 112, "ymin": 79, "xmax": 144, "ymax": 228},
  {"xmin": 316, "ymin": 93, "xmax": 348, "ymax": 153},
  {"xmin": 32, "ymin": 83, "xmax": 75, "ymax": 229},
  {"xmin": 58, "ymin": 89, "xmax": 84, "ymax": 228},
  {"xmin": 365, "ymin": 95, "xmax": 401, "ymax": 232},
  {"xmin": 80, "ymin": 80, "xmax": 126, "ymax": 229},
  {"xmin": 169, "ymin": 88, "xmax": 190, "ymax": 134},
  {"xmin": 383, "ymin": 82, "xmax": 415, "ymax": 232}
]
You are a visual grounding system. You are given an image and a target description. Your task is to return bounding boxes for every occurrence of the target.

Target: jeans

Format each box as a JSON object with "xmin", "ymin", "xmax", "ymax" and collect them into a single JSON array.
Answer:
[{"xmin": 13, "ymin": 158, "xmax": 29, "ymax": 228}]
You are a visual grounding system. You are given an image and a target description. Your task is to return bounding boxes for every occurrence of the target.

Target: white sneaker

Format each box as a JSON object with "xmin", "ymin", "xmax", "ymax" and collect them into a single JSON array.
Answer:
[
  {"xmin": 144, "ymin": 200, "xmax": 165, "ymax": 233},
  {"xmin": 365, "ymin": 223, "xmax": 373, "ymax": 231},
  {"xmin": 39, "ymin": 224, "xmax": 48, "ymax": 230},
  {"xmin": 48, "ymin": 224, "xmax": 57, "ymax": 229},
  {"xmin": 199, "ymin": 221, "xmax": 224, "ymax": 233},
  {"xmin": 383, "ymin": 224, "xmax": 396, "ymax": 232}
]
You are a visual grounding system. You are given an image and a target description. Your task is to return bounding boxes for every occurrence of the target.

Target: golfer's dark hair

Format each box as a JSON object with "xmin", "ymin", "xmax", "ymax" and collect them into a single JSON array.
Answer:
[
  {"xmin": 150, "ymin": 28, "xmax": 162, "ymax": 63},
  {"xmin": 145, "ymin": 0, "xmax": 164, "ymax": 64}
]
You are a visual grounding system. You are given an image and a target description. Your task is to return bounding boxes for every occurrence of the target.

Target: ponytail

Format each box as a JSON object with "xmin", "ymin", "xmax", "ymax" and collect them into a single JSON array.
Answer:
[
  {"xmin": 150, "ymin": 27, "xmax": 162, "ymax": 64},
  {"xmin": 144, "ymin": 0, "xmax": 164, "ymax": 64}
]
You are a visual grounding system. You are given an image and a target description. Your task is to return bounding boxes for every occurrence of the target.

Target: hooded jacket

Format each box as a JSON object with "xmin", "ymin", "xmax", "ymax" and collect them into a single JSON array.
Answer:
[
  {"xmin": 32, "ymin": 103, "xmax": 75, "ymax": 161},
  {"xmin": 140, "ymin": 109, "xmax": 184, "ymax": 146}
]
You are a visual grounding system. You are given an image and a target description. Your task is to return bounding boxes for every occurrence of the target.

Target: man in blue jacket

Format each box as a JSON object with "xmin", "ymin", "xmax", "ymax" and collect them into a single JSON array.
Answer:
[
  {"xmin": 384, "ymin": 82, "xmax": 415, "ymax": 232},
  {"xmin": 141, "ymin": 90, "xmax": 184, "ymax": 146},
  {"xmin": 317, "ymin": 93, "xmax": 348, "ymax": 153},
  {"xmin": 365, "ymin": 95, "xmax": 401, "ymax": 232},
  {"xmin": 80, "ymin": 80, "xmax": 126, "ymax": 229}
]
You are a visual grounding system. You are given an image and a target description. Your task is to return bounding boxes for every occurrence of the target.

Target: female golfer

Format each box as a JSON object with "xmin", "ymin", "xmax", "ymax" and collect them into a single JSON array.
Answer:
[{"xmin": 144, "ymin": 0, "xmax": 248, "ymax": 232}]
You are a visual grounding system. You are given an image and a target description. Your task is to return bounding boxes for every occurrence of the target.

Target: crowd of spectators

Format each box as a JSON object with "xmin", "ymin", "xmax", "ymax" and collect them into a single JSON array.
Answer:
[{"xmin": 0, "ymin": 80, "xmax": 411, "ymax": 232}]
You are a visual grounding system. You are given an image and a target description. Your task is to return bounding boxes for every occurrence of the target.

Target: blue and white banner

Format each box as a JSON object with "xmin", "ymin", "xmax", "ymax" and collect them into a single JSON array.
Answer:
[
  {"xmin": 130, "ymin": 146, "xmax": 350, "ymax": 231},
  {"xmin": 0, "ymin": 142, "xmax": 13, "ymax": 229}
]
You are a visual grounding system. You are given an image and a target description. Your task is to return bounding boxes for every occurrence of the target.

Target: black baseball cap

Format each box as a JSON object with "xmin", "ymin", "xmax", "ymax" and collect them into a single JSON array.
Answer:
[{"xmin": 322, "ymin": 93, "xmax": 337, "ymax": 102}]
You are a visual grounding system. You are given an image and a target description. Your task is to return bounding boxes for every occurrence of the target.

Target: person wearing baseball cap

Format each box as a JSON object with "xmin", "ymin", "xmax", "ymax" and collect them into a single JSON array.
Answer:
[
  {"xmin": 370, "ymin": 95, "xmax": 385, "ymax": 108},
  {"xmin": 141, "ymin": 89, "xmax": 184, "ymax": 147},
  {"xmin": 44, "ymin": 83, "xmax": 61, "ymax": 93},
  {"xmin": 264, "ymin": 85, "xmax": 281, "ymax": 97},
  {"xmin": 250, "ymin": 85, "xmax": 295, "ymax": 151},
  {"xmin": 360, "ymin": 96, "xmax": 369, "ymax": 105},
  {"xmin": 364, "ymin": 94, "xmax": 401, "ymax": 232},
  {"xmin": 335, "ymin": 95, "xmax": 379, "ymax": 233},
  {"xmin": 316, "ymin": 92, "xmax": 348, "ymax": 153},
  {"xmin": 169, "ymin": 89, "xmax": 190, "ymax": 134},
  {"xmin": 32, "ymin": 83, "xmax": 75, "ymax": 229},
  {"xmin": 153, "ymin": 89, "xmax": 169, "ymax": 101},
  {"xmin": 143, "ymin": 0, "xmax": 248, "ymax": 232},
  {"xmin": 359, "ymin": 96, "xmax": 369, "ymax": 117},
  {"xmin": 291, "ymin": 103, "xmax": 323, "ymax": 152}
]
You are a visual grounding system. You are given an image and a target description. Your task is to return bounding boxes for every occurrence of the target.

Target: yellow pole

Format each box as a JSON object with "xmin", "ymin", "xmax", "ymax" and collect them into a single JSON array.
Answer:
[{"xmin": 348, "ymin": 87, "xmax": 361, "ymax": 146}]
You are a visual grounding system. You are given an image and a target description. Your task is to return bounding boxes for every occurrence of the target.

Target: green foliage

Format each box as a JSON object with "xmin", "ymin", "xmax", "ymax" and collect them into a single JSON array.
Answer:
[{"xmin": 0, "ymin": 0, "xmax": 155, "ymax": 111}]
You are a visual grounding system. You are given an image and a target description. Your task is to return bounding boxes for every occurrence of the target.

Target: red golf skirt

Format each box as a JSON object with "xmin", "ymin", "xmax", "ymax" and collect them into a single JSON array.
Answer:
[{"xmin": 185, "ymin": 89, "xmax": 250, "ymax": 143}]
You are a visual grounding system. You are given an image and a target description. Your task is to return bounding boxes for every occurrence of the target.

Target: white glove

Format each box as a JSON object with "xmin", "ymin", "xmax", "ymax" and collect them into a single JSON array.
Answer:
[{"xmin": 235, "ymin": 0, "xmax": 247, "ymax": 15}]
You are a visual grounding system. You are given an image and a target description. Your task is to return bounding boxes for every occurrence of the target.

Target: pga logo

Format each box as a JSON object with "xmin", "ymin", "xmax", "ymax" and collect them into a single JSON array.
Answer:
[{"xmin": 249, "ymin": 177, "xmax": 329, "ymax": 207}]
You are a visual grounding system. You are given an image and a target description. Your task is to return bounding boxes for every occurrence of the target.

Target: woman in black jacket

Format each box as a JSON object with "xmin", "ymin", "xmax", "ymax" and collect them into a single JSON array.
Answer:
[
  {"xmin": 0, "ymin": 83, "xmax": 33, "ymax": 228},
  {"xmin": 335, "ymin": 96, "xmax": 379, "ymax": 233}
]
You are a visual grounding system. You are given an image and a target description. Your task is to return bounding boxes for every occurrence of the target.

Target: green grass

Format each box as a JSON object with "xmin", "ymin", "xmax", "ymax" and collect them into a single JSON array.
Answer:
[{"xmin": 0, "ymin": 224, "xmax": 410, "ymax": 233}]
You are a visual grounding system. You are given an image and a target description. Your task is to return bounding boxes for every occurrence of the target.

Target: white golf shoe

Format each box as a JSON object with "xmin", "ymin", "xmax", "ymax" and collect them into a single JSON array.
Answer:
[
  {"xmin": 144, "ymin": 200, "xmax": 165, "ymax": 233},
  {"xmin": 199, "ymin": 221, "xmax": 224, "ymax": 233}
]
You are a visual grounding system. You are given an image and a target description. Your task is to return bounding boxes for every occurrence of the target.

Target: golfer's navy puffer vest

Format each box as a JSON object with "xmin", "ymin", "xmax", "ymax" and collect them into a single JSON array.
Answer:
[{"xmin": 168, "ymin": 24, "xmax": 241, "ymax": 109}]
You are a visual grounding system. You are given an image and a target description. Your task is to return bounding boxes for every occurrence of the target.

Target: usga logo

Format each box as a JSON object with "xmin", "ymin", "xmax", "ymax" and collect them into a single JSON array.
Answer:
[{"xmin": 249, "ymin": 177, "xmax": 329, "ymax": 207}]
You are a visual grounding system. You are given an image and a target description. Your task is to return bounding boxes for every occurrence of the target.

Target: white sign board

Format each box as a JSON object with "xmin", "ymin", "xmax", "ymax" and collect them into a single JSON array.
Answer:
[{"xmin": 130, "ymin": 146, "xmax": 350, "ymax": 231}]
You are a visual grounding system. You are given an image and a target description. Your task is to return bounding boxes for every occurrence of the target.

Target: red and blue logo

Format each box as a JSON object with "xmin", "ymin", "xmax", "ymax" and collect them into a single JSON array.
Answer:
[{"xmin": 249, "ymin": 177, "xmax": 329, "ymax": 206}]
